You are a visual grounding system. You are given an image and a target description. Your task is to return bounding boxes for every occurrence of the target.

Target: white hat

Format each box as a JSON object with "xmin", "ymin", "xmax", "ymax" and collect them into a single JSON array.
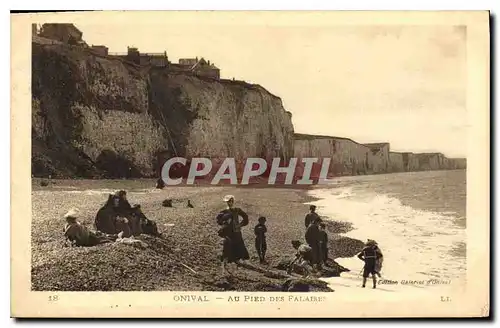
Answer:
[
  {"xmin": 223, "ymin": 195, "xmax": 235, "ymax": 202},
  {"xmin": 64, "ymin": 208, "xmax": 80, "ymax": 219}
]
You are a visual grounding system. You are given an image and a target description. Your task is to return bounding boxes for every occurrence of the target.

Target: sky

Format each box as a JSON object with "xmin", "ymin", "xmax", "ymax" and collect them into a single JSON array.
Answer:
[{"xmin": 74, "ymin": 19, "xmax": 467, "ymax": 158}]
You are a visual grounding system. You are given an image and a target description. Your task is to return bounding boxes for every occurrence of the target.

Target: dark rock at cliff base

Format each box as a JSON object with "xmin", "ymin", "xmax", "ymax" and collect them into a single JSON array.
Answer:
[
  {"xmin": 156, "ymin": 178, "xmax": 165, "ymax": 189},
  {"xmin": 282, "ymin": 278, "xmax": 311, "ymax": 292},
  {"xmin": 274, "ymin": 257, "xmax": 349, "ymax": 278},
  {"xmin": 329, "ymin": 236, "xmax": 366, "ymax": 258},
  {"xmin": 94, "ymin": 149, "xmax": 142, "ymax": 179},
  {"xmin": 322, "ymin": 259, "xmax": 351, "ymax": 277}
]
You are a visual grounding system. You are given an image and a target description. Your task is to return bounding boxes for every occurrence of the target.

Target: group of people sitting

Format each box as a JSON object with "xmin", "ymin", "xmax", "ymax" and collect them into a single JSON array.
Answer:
[
  {"xmin": 286, "ymin": 205, "xmax": 330, "ymax": 277},
  {"xmin": 63, "ymin": 190, "xmax": 160, "ymax": 247},
  {"xmin": 288, "ymin": 205, "xmax": 384, "ymax": 288}
]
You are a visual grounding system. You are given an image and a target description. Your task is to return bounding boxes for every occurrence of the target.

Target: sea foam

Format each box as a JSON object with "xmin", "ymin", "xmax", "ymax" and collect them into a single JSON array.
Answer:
[{"xmin": 309, "ymin": 184, "xmax": 466, "ymax": 294}]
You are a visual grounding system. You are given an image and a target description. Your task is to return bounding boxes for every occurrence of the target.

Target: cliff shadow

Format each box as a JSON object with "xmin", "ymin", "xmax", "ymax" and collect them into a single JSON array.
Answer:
[
  {"xmin": 147, "ymin": 70, "xmax": 200, "ymax": 157},
  {"xmin": 94, "ymin": 149, "xmax": 142, "ymax": 179}
]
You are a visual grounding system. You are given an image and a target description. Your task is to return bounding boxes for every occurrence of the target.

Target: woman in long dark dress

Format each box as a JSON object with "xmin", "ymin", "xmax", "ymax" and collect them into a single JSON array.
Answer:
[{"xmin": 216, "ymin": 195, "xmax": 250, "ymax": 275}]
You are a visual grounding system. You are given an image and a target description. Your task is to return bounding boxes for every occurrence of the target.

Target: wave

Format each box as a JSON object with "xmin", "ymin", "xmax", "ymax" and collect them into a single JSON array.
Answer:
[{"xmin": 308, "ymin": 185, "xmax": 466, "ymax": 292}]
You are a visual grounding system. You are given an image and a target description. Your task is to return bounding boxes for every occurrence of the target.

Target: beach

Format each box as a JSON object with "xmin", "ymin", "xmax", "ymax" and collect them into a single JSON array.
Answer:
[
  {"xmin": 30, "ymin": 169, "xmax": 466, "ymax": 293},
  {"xmin": 31, "ymin": 179, "xmax": 363, "ymax": 291}
]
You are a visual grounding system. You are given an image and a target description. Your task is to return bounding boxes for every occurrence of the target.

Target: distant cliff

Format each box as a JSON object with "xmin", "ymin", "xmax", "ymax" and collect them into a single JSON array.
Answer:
[
  {"xmin": 294, "ymin": 133, "xmax": 466, "ymax": 176},
  {"xmin": 32, "ymin": 42, "xmax": 294, "ymax": 178}
]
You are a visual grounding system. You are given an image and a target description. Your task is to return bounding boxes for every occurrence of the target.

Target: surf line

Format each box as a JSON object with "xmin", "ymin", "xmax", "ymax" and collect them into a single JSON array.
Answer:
[{"xmin": 160, "ymin": 157, "xmax": 332, "ymax": 185}]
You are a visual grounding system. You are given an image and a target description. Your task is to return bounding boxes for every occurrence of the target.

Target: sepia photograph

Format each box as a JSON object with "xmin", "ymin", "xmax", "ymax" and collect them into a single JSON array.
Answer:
[{"xmin": 11, "ymin": 10, "xmax": 490, "ymax": 318}]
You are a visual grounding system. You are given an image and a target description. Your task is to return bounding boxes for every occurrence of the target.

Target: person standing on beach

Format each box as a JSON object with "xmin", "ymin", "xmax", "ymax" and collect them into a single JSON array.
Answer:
[
  {"xmin": 304, "ymin": 205, "xmax": 321, "ymax": 228},
  {"xmin": 305, "ymin": 216, "xmax": 322, "ymax": 271},
  {"xmin": 216, "ymin": 195, "xmax": 250, "ymax": 275},
  {"xmin": 319, "ymin": 222, "xmax": 329, "ymax": 266},
  {"xmin": 254, "ymin": 216, "xmax": 268, "ymax": 264},
  {"xmin": 357, "ymin": 239, "xmax": 384, "ymax": 289}
]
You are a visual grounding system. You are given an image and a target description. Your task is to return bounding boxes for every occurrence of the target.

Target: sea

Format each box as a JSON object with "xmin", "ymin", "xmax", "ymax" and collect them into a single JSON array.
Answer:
[{"xmin": 307, "ymin": 169, "xmax": 467, "ymax": 295}]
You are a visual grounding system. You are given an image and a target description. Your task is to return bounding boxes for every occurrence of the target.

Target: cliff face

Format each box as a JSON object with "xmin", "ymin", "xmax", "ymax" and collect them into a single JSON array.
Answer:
[
  {"xmin": 148, "ymin": 71, "xmax": 294, "ymax": 162},
  {"xmin": 294, "ymin": 134, "xmax": 466, "ymax": 176},
  {"xmin": 32, "ymin": 42, "xmax": 294, "ymax": 178},
  {"xmin": 389, "ymin": 152, "xmax": 404, "ymax": 173},
  {"xmin": 294, "ymin": 134, "xmax": 391, "ymax": 176},
  {"xmin": 32, "ymin": 41, "xmax": 464, "ymax": 180}
]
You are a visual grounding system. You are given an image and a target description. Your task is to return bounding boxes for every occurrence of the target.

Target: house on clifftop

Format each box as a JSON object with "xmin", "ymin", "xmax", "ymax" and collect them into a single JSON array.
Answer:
[
  {"xmin": 119, "ymin": 47, "xmax": 170, "ymax": 67},
  {"xmin": 111, "ymin": 48, "xmax": 221, "ymax": 79},
  {"xmin": 171, "ymin": 57, "xmax": 220, "ymax": 79}
]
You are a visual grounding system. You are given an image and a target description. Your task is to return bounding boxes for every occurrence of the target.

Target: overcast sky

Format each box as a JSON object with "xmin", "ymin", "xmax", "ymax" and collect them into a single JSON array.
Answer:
[{"xmin": 75, "ymin": 20, "xmax": 467, "ymax": 157}]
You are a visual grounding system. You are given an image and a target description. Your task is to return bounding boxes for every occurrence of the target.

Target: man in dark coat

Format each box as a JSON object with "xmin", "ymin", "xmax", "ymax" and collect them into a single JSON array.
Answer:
[
  {"xmin": 216, "ymin": 195, "xmax": 250, "ymax": 275},
  {"xmin": 95, "ymin": 194, "xmax": 117, "ymax": 234},
  {"xmin": 305, "ymin": 216, "xmax": 322, "ymax": 270},
  {"xmin": 304, "ymin": 205, "xmax": 321, "ymax": 228},
  {"xmin": 319, "ymin": 222, "xmax": 329, "ymax": 266}
]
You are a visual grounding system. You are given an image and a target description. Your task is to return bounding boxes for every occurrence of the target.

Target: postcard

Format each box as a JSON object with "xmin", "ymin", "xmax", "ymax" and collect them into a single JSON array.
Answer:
[{"xmin": 11, "ymin": 10, "xmax": 490, "ymax": 318}]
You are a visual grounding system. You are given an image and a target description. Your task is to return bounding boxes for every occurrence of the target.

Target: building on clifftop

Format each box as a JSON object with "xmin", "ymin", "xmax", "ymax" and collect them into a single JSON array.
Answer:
[
  {"xmin": 171, "ymin": 57, "xmax": 220, "ymax": 79},
  {"xmin": 192, "ymin": 58, "xmax": 220, "ymax": 79},
  {"xmin": 110, "ymin": 46, "xmax": 170, "ymax": 68},
  {"xmin": 106, "ymin": 44, "xmax": 221, "ymax": 79}
]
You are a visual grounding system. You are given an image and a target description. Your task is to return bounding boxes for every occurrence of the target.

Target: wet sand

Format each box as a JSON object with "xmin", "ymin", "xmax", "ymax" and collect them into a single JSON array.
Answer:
[{"xmin": 31, "ymin": 178, "xmax": 364, "ymax": 291}]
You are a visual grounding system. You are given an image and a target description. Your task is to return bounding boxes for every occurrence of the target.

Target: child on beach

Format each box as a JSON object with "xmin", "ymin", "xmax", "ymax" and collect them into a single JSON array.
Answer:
[
  {"xmin": 63, "ymin": 209, "xmax": 117, "ymax": 247},
  {"xmin": 357, "ymin": 239, "xmax": 384, "ymax": 289},
  {"xmin": 254, "ymin": 216, "xmax": 268, "ymax": 264},
  {"xmin": 288, "ymin": 240, "xmax": 314, "ymax": 277}
]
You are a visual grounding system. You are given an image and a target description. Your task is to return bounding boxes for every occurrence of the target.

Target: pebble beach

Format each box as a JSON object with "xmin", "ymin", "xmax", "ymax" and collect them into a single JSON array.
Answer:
[{"xmin": 31, "ymin": 178, "xmax": 364, "ymax": 291}]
